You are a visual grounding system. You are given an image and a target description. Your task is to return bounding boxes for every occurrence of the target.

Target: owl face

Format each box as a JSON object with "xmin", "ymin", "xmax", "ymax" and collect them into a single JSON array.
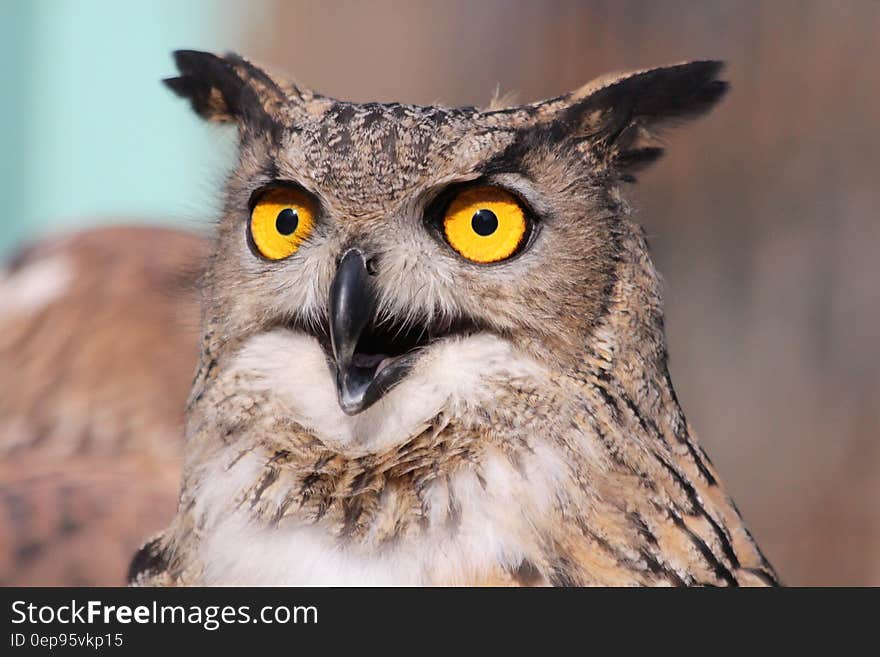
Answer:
[{"xmin": 168, "ymin": 52, "xmax": 726, "ymax": 416}]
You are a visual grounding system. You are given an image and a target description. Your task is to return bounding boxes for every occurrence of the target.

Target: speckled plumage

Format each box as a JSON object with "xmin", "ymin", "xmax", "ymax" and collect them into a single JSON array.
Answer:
[{"xmin": 130, "ymin": 51, "xmax": 778, "ymax": 586}]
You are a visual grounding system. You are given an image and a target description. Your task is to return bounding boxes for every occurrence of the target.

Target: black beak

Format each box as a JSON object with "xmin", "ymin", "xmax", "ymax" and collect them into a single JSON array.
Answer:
[{"xmin": 329, "ymin": 248, "xmax": 414, "ymax": 415}]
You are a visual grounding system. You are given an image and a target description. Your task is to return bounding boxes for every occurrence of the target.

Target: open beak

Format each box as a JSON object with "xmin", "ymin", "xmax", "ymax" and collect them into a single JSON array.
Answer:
[{"xmin": 329, "ymin": 248, "xmax": 415, "ymax": 415}]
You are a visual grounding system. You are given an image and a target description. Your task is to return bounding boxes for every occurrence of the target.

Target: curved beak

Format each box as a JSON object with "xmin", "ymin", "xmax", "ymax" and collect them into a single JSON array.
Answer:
[
  {"xmin": 328, "ymin": 248, "xmax": 413, "ymax": 415},
  {"xmin": 329, "ymin": 249, "xmax": 376, "ymax": 414}
]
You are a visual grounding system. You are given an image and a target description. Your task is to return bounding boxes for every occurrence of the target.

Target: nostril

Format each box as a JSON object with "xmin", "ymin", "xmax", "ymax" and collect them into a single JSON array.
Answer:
[{"xmin": 334, "ymin": 248, "xmax": 376, "ymax": 274}]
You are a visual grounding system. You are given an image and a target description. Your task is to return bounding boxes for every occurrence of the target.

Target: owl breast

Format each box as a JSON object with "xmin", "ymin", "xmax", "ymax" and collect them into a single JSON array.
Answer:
[
  {"xmin": 196, "ymin": 446, "xmax": 566, "ymax": 586},
  {"xmin": 183, "ymin": 329, "xmax": 565, "ymax": 585}
]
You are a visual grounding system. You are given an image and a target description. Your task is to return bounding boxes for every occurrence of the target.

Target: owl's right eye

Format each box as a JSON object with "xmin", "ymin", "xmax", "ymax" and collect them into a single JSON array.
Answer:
[{"xmin": 249, "ymin": 187, "xmax": 317, "ymax": 260}]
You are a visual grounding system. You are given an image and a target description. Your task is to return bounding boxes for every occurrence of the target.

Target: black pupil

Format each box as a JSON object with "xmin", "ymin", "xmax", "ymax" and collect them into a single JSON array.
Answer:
[
  {"xmin": 275, "ymin": 208, "xmax": 299, "ymax": 235},
  {"xmin": 471, "ymin": 209, "xmax": 498, "ymax": 236}
]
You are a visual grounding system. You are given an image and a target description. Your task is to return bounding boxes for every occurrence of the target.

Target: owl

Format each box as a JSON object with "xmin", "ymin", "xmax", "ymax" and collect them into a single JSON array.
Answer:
[{"xmin": 129, "ymin": 50, "xmax": 778, "ymax": 586}]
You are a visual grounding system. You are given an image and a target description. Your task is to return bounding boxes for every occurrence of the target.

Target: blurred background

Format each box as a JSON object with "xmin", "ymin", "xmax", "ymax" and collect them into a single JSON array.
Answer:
[{"xmin": 0, "ymin": 0, "xmax": 878, "ymax": 585}]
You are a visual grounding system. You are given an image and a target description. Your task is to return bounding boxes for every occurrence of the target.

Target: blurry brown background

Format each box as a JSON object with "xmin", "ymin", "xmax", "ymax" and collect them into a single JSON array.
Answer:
[{"xmin": 1, "ymin": 0, "xmax": 878, "ymax": 585}]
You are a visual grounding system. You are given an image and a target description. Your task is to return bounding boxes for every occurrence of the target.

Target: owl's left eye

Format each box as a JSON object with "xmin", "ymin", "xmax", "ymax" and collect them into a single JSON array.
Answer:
[
  {"xmin": 441, "ymin": 186, "xmax": 531, "ymax": 264},
  {"xmin": 249, "ymin": 187, "xmax": 317, "ymax": 260}
]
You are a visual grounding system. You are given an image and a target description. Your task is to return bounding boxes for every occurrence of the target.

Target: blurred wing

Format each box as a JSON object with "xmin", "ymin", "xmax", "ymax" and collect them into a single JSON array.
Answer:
[{"xmin": 0, "ymin": 225, "xmax": 206, "ymax": 585}]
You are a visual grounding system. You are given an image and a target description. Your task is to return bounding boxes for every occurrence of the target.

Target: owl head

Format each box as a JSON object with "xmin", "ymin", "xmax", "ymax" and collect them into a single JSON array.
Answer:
[{"xmin": 166, "ymin": 51, "xmax": 726, "ymax": 417}]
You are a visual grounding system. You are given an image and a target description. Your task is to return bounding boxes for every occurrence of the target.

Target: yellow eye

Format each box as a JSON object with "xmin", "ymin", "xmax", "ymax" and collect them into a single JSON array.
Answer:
[
  {"xmin": 250, "ymin": 188, "xmax": 317, "ymax": 260},
  {"xmin": 442, "ymin": 186, "xmax": 529, "ymax": 263}
]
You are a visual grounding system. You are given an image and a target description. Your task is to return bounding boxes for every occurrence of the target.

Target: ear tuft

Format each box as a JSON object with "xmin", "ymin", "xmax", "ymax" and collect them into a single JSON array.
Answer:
[
  {"xmin": 614, "ymin": 147, "xmax": 666, "ymax": 183},
  {"xmin": 164, "ymin": 50, "xmax": 245, "ymax": 123},
  {"xmin": 569, "ymin": 60, "xmax": 728, "ymax": 132},
  {"xmin": 553, "ymin": 60, "xmax": 729, "ymax": 179},
  {"xmin": 163, "ymin": 50, "xmax": 288, "ymax": 134}
]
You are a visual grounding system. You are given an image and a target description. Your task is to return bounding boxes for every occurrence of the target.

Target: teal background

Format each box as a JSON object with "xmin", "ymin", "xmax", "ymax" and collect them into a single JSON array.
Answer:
[{"xmin": 0, "ymin": 0, "xmax": 272, "ymax": 255}]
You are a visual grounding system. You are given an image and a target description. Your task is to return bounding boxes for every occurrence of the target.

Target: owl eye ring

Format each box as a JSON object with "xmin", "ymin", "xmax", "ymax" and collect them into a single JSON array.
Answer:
[
  {"xmin": 249, "ymin": 187, "xmax": 317, "ymax": 260},
  {"xmin": 439, "ymin": 185, "xmax": 533, "ymax": 264}
]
